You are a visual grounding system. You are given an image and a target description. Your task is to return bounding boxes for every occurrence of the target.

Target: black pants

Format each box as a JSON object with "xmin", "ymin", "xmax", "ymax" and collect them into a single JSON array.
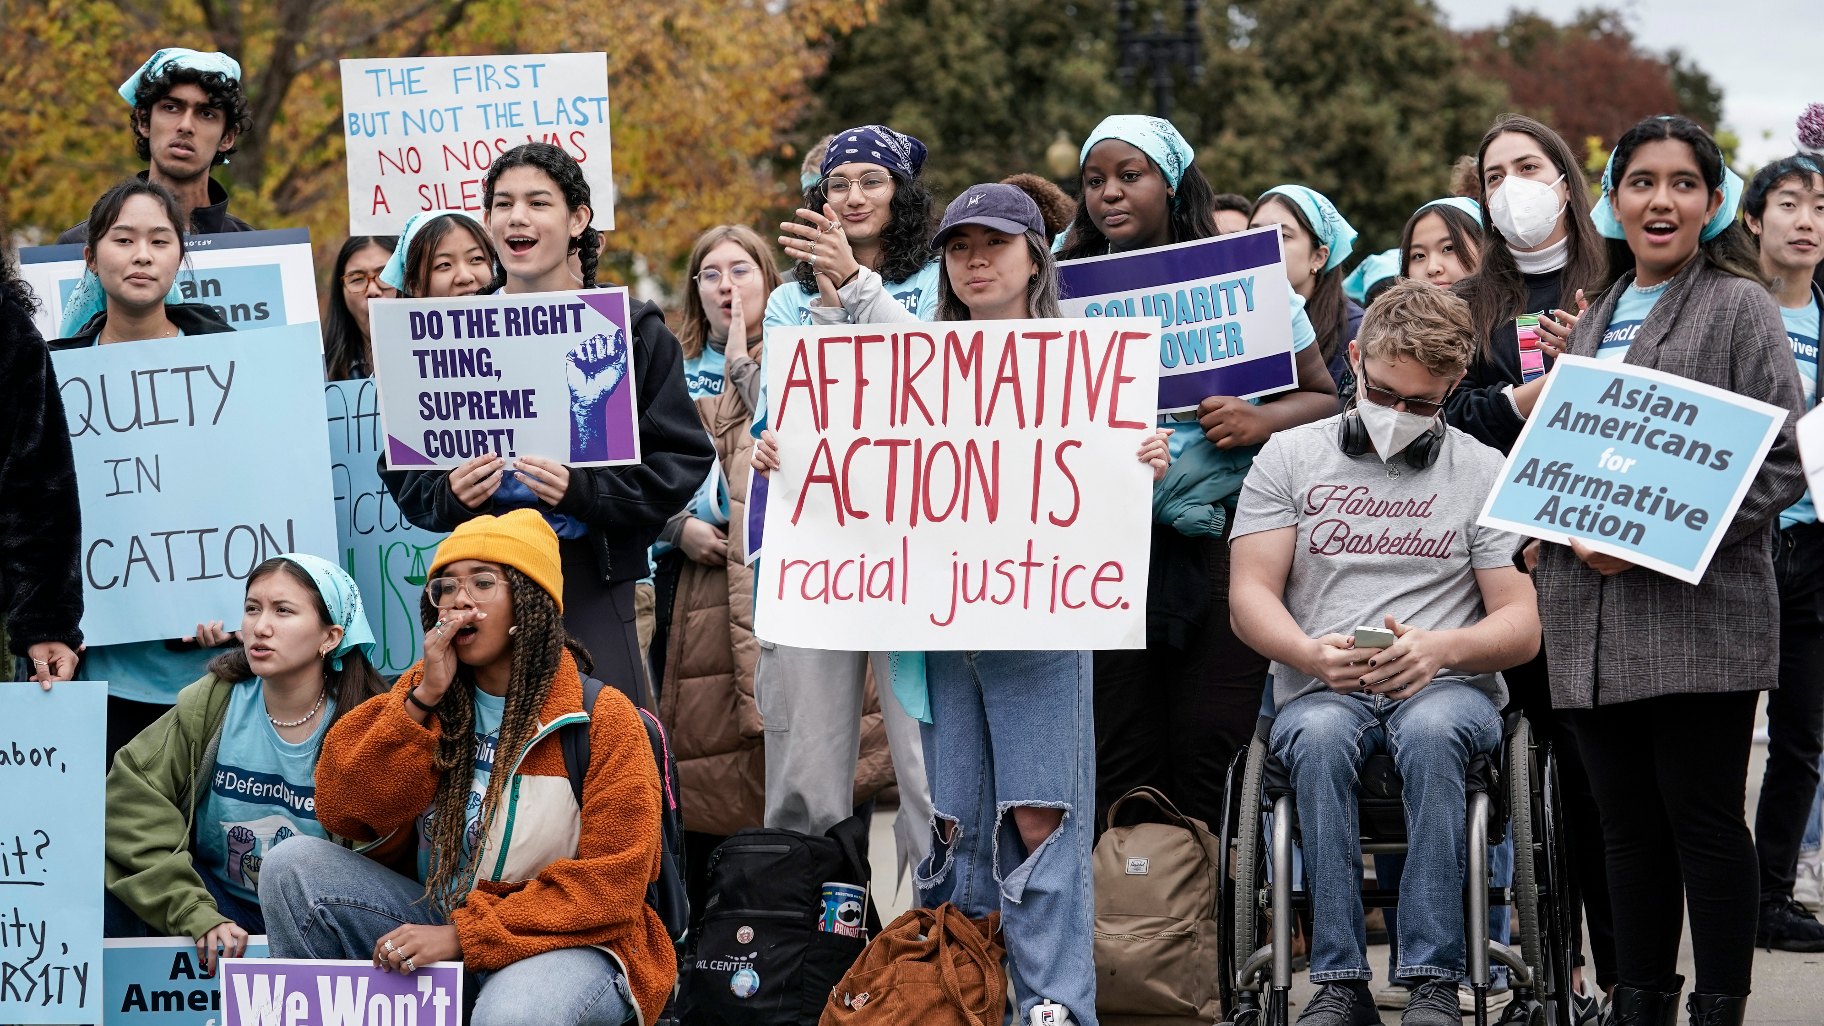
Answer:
[
  {"xmin": 1093, "ymin": 527, "xmax": 1266, "ymax": 833},
  {"xmin": 559, "ymin": 539, "xmax": 651, "ymax": 711},
  {"xmin": 1757, "ymin": 522, "xmax": 1824, "ymax": 903},
  {"xmin": 1504, "ymin": 654, "xmax": 1617, "ymax": 987},
  {"xmin": 1573, "ymin": 691, "xmax": 1759, "ymax": 995}
]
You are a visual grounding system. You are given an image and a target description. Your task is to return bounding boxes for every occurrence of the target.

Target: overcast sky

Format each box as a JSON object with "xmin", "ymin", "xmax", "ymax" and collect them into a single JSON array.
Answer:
[{"xmin": 1434, "ymin": 0, "xmax": 1817, "ymax": 169}]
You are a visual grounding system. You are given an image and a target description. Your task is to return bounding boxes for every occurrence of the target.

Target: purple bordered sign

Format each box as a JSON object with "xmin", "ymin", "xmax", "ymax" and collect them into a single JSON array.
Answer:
[
  {"xmin": 1058, "ymin": 225, "xmax": 1297, "ymax": 413},
  {"xmin": 219, "ymin": 957, "xmax": 463, "ymax": 1026}
]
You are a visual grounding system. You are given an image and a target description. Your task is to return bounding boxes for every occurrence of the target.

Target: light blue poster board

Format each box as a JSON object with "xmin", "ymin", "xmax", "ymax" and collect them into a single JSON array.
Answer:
[
  {"xmin": 52, "ymin": 325, "xmax": 340, "ymax": 646},
  {"xmin": 0, "ymin": 680, "xmax": 106, "ymax": 1023},
  {"xmin": 326, "ymin": 378, "xmax": 447, "ymax": 676},
  {"xmin": 103, "ymin": 937, "xmax": 269, "ymax": 1025},
  {"xmin": 1478, "ymin": 355, "xmax": 1788, "ymax": 584}
]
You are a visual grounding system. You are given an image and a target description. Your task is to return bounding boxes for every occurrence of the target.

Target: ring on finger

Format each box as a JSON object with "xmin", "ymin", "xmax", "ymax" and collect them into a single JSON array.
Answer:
[
  {"xmin": 383, "ymin": 940, "xmax": 396, "ymax": 953},
  {"xmin": 403, "ymin": 959, "xmax": 416, "ymax": 972}
]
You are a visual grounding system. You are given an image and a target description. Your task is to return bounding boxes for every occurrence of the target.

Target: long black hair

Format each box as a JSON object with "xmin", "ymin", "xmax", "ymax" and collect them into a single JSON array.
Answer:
[
  {"xmin": 1603, "ymin": 115, "xmax": 1764, "ymax": 287},
  {"xmin": 0, "ymin": 221, "xmax": 37, "ymax": 316},
  {"xmin": 1057, "ymin": 156, "xmax": 1219, "ymax": 259},
  {"xmin": 1400, "ymin": 202, "xmax": 1486, "ymax": 280},
  {"xmin": 483, "ymin": 143, "xmax": 599, "ymax": 288},
  {"xmin": 793, "ymin": 171, "xmax": 938, "ymax": 292},
  {"xmin": 322, "ymin": 235, "xmax": 395, "ymax": 381}
]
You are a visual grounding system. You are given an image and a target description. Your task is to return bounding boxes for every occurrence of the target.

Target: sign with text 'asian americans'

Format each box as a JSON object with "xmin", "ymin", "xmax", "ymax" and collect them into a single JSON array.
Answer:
[
  {"xmin": 369, "ymin": 289, "xmax": 640, "ymax": 470},
  {"xmin": 1478, "ymin": 355, "xmax": 1787, "ymax": 584},
  {"xmin": 220, "ymin": 958, "xmax": 462, "ymax": 1026},
  {"xmin": 104, "ymin": 936, "xmax": 270, "ymax": 1025},
  {"xmin": 1057, "ymin": 225, "xmax": 1296, "ymax": 413},
  {"xmin": 756, "ymin": 318, "xmax": 1159, "ymax": 650},
  {"xmin": 53, "ymin": 326, "xmax": 339, "ymax": 646},
  {"xmin": 341, "ymin": 53, "xmax": 613, "ymax": 234}
]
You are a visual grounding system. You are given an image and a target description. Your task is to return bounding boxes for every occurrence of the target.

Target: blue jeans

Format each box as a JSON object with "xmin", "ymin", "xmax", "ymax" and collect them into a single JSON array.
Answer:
[
  {"xmin": 916, "ymin": 650, "xmax": 1097, "ymax": 1025},
  {"xmin": 259, "ymin": 837, "xmax": 635, "ymax": 1026},
  {"xmin": 1376, "ymin": 830, "xmax": 1513, "ymax": 987},
  {"xmin": 1270, "ymin": 682, "xmax": 1501, "ymax": 983},
  {"xmin": 1805, "ymin": 753, "xmax": 1824, "ymax": 853}
]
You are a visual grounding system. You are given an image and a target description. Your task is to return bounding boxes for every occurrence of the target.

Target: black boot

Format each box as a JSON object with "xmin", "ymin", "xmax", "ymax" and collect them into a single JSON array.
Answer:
[
  {"xmin": 1604, "ymin": 976, "xmax": 1683, "ymax": 1026},
  {"xmin": 1684, "ymin": 994, "xmax": 1747, "ymax": 1026}
]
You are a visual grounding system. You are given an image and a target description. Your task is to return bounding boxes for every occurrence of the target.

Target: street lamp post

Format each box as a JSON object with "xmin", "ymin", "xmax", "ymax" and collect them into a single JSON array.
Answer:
[{"xmin": 1115, "ymin": 0, "xmax": 1203, "ymax": 121}]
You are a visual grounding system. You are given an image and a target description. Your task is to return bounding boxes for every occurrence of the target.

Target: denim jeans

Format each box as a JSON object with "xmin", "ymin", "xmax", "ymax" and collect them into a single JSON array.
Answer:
[
  {"xmin": 1805, "ymin": 754, "xmax": 1824, "ymax": 853},
  {"xmin": 1270, "ymin": 681, "xmax": 1501, "ymax": 982},
  {"xmin": 915, "ymin": 650, "xmax": 1097, "ymax": 1025},
  {"xmin": 259, "ymin": 837, "xmax": 635, "ymax": 1026},
  {"xmin": 1376, "ymin": 830, "xmax": 1512, "ymax": 987}
]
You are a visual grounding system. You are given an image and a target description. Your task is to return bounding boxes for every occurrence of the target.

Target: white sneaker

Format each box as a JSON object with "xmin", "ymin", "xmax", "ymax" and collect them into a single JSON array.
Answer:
[
  {"xmin": 1029, "ymin": 1000, "xmax": 1074, "ymax": 1026},
  {"xmin": 1795, "ymin": 851, "xmax": 1823, "ymax": 914},
  {"xmin": 1457, "ymin": 983, "xmax": 1513, "ymax": 1014},
  {"xmin": 1374, "ymin": 981, "xmax": 1414, "ymax": 1010}
]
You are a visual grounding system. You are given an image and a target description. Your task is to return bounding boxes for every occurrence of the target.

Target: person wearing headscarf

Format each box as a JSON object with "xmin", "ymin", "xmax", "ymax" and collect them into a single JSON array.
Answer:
[
  {"xmin": 103, "ymin": 553, "xmax": 387, "ymax": 972},
  {"xmin": 1252, "ymin": 184, "xmax": 1362, "ymax": 391}
]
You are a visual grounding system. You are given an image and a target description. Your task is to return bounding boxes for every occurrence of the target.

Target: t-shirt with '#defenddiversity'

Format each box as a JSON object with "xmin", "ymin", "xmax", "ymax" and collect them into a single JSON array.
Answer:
[{"xmin": 1231, "ymin": 414, "xmax": 1522, "ymax": 711}]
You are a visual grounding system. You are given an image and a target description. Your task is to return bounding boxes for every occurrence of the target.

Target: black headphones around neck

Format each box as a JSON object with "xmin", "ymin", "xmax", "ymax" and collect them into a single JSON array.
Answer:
[{"xmin": 1338, "ymin": 401, "xmax": 1446, "ymax": 469}]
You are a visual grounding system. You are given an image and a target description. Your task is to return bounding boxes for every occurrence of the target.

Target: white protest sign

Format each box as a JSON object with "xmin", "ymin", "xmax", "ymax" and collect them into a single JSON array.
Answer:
[
  {"xmin": 341, "ymin": 53, "xmax": 613, "ymax": 234},
  {"xmin": 756, "ymin": 317, "xmax": 1159, "ymax": 650},
  {"xmin": 1797, "ymin": 403, "xmax": 1824, "ymax": 502}
]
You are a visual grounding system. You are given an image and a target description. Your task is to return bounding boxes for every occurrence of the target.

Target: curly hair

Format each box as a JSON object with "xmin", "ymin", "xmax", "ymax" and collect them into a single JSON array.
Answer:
[
  {"xmin": 0, "ymin": 223, "xmax": 37, "ymax": 315},
  {"xmin": 793, "ymin": 170, "xmax": 937, "ymax": 293},
  {"xmin": 483, "ymin": 143, "xmax": 600, "ymax": 288},
  {"xmin": 1001, "ymin": 173, "xmax": 1077, "ymax": 238},
  {"xmin": 322, "ymin": 236, "xmax": 396, "ymax": 380},
  {"xmin": 1356, "ymin": 278, "xmax": 1477, "ymax": 380},
  {"xmin": 416, "ymin": 566, "xmax": 593, "ymax": 913},
  {"xmin": 677, "ymin": 225, "xmax": 782, "ymax": 360},
  {"xmin": 1604, "ymin": 115, "xmax": 1765, "ymax": 287},
  {"xmin": 1057, "ymin": 157, "xmax": 1219, "ymax": 259},
  {"xmin": 130, "ymin": 66, "xmax": 252, "ymax": 166}
]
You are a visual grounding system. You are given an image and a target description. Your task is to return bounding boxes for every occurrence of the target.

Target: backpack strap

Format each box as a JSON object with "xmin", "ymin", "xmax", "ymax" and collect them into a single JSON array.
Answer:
[
  {"xmin": 561, "ymin": 675, "xmax": 608, "ymax": 808},
  {"xmin": 637, "ymin": 707, "xmax": 679, "ymax": 813}
]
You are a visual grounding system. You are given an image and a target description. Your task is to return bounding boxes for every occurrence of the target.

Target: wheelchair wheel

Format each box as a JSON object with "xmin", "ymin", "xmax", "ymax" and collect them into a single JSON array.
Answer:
[
  {"xmin": 1510, "ymin": 718, "xmax": 1544, "ymax": 983},
  {"xmin": 1538, "ymin": 742, "xmax": 1579, "ymax": 1026},
  {"xmin": 1231, "ymin": 735, "xmax": 1267, "ymax": 990},
  {"xmin": 1511, "ymin": 720, "xmax": 1576, "ymax": 1026}
]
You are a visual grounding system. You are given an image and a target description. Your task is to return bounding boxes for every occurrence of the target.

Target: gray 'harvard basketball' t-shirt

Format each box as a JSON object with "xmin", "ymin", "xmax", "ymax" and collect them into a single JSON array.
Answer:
[{"xmin": 1231, "ymin": 414, "xmax": 1522, "ymax": 711}]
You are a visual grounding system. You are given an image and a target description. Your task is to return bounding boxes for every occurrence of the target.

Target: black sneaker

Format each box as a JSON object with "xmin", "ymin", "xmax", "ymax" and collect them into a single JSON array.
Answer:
[
  {"xmin": 1296, "ymin": 982, "xmax": 1383, "ymax": 1026},
  {"xmin": 1757, "ymin": 898, "xmax": 1824, "ymax": 952},
  {"xmin": 1401, "ymin": 979, "xmax": 1462, "ymax": 1026}
]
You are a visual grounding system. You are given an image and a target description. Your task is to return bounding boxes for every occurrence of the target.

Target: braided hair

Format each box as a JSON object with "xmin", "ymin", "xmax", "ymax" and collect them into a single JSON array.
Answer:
[
  {"xmin": 416, "ymin": 566, "xmax": 594, "ymax": 912},
  {"xmin": 483, "ymin": 143, "xmax": 600, "ymax": 288}
]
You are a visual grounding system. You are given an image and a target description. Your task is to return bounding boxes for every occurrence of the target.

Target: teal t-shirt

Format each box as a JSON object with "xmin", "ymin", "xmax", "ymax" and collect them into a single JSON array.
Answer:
[
  {"xmin": 1162, "ymin": 291, "xmax": 1319, "ymax": 458},
  {"xmin": 85, "ymin": 641, "xmax": 217, "ymax": 705},
  {"xmin": 1596, "ymin": 281, "xmax": 1668, "ymax": 362},
  {"xmin": 194, "ymin": 679, "xmax": 333, "ymax": 903},
  {"xmin": 682, "ymin": 344, "xmax": 728, "ymax": 400},
  {"xmin": 1781, "ymin": 299, "xmax": 1821, "ymax": 528},
  {"xmin": 417, "ymin": 688, "xmax": 505, "ymax": 883}
]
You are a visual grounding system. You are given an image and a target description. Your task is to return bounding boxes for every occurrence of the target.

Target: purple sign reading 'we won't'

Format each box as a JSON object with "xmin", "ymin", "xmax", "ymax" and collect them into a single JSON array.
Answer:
[{"xmin": 220, "ymin": 958, "xmax": 462, "ymax": 1026}]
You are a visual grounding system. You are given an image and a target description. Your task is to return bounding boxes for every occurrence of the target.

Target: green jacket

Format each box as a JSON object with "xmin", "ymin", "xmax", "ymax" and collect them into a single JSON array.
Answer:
[{"xmin": 105, "ymin": 674, "xmax": 236, "ymax": 939}]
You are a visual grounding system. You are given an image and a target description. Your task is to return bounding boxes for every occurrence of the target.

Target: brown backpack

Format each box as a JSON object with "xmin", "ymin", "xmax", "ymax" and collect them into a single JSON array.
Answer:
[
  {"xmin": 1093, "ymin": 786, "xmax": 1224, "ymax": 1022},
  {"xmin": 819, "ymin": 905, "xmax": 1005, "ymax": 1026}
]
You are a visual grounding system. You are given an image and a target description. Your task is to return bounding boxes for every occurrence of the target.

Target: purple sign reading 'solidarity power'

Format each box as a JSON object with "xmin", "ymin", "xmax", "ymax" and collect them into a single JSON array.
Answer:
[
  {"xmin": 368, "ymin": 287, "xmax": 642, "ymax": 470},
  {"xmin": 219, "ymin": 958, "xmax": 464, "ymax": 1026}
]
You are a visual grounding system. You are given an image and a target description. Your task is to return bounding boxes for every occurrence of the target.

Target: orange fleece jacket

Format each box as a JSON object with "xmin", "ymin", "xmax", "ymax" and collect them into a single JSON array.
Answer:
[{"xmin": 314, "ymin": 651, "xmax": 675, "ymax": 1023}]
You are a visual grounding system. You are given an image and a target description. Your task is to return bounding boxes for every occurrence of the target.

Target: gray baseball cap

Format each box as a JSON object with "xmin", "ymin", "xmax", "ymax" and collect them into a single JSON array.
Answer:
[{"xmin": 932, "ymin": 183, "xmax": 1045, "ymax": 248}]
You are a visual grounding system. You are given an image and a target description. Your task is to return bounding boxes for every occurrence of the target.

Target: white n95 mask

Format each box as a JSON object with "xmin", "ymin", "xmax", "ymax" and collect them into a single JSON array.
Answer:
[
  {"xmin": 1358, "ymin": 400, "xmax": 1437, "ymax": 462},
  {"xmin": 1488, "ymin": 174, "xmax": 1566, "ymax": 250}
]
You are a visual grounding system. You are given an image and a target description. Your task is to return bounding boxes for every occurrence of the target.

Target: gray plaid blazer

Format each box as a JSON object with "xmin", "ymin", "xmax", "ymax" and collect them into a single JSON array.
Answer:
[{"xmin": 1534, "ymin": 255, "xmax": 1805, "ymax": 709}]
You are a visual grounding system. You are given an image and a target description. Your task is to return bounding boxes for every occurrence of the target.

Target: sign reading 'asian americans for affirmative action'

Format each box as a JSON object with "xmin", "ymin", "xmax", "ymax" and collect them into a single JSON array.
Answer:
[
  {"xmin": 1478, "ymin": 355, "xmax": 1787, "ymax": 584},
  {"xmin": 756, "ymin": 317, "xmax": 1160, "ymax": 651}
]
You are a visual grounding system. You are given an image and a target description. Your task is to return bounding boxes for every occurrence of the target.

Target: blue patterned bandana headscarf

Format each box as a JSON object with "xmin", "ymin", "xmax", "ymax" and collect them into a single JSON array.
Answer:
[
  {"xmin": 1078, "ymin": 114, "xmax": 1196, "ymax": 190},
  {"xmin": 275, "ymin": 552, "xmax": 377, "ymax": 671},
  {"xmin": 821, "ymin": 125, "xmax": 928, "ymax": 180}
]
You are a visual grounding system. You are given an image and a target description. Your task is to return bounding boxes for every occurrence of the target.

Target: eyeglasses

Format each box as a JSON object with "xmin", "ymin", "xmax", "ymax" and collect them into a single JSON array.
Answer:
[
  {"xmin": 695, "ymin": 263, "xmax": 757, "ymax": 289},
  {"xmin": 342, "ymin": 270, "xmax": 396, "ymax": 294},
  {"xmin": 427, "ymin": 572, "xmax": 502, "ymax": 608},
  {"xmin": 823, "ymin": 173, "xmax": 894, "ymax": 198},
  {"xmin": 1359, "ymin": 366, "xmax": 1452, "ymax": 418}
]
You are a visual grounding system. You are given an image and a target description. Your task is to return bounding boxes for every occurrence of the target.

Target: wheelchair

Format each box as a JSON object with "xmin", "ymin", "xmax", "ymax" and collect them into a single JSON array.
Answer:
[{"xmin": 1216, "ymin": 711, "xmax": 1577, "ymax": 1026}]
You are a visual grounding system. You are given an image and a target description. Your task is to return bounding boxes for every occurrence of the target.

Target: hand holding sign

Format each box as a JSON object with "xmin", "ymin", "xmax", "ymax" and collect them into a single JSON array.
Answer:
[
  {"xmin": 1198, "ymin": 395, "xmax": 1272, "ymax": 448},
  {"xmin": 451, "ymin": 453, "xmax": 508, "ymax": 510},
  {"xmin": 24, "ymin": 642, "xmax": 77, "ymax": 688}
]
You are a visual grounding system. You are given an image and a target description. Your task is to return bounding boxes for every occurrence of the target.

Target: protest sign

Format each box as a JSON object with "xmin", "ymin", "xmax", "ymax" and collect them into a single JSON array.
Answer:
[
  {"xmin": 54, "ymin": 325, "xmax": 339, "ymax": 646},
  {"xmin": 370, "ymin": 289, "xmax": 640, "ymax": 470},
  {"xmin": 745, "ymin": 471, "xmax": 767, "ymax": 567},
  {"xmin": 220, "ymin": 959, "xmax": 462, "ymax": 1026},
  {"xmin": 1478, "ymin": 355, "xmax": 1787, "ymax": 584},
  {"xmin": 0, "ymin": 681, "xmax": 105, "ymax": 1023},
  {"xmin": 1058, "ymin": 225, "xmax": 1296, "ymax": 412},
  {"xmin": 18, "ymin": 230, "xmax": 321, "ymax": 341},
  {"xmin": 327, "ymin": 379, "xmax": 447, "ymax": 675},
  {"xmin": 1800, "ymin": 404, "xmax": 1824, "ymax": 502},
  {"xmin": 756, "ymin": 317, "xmax": 1159, "ymax": 650},
  {"xmin": 341, "ymin": 53, "xmax": 613, "ymax": 234},
  {"xmin": 104, "ymin": 937, "xmax": 270, "ymax": 1026}
]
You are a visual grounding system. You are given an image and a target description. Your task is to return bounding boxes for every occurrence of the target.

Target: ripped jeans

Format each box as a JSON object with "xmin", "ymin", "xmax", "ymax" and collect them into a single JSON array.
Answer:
[{"xmin": 916, "ymin": 650, "xmax": 1097, "ymax": 1025}]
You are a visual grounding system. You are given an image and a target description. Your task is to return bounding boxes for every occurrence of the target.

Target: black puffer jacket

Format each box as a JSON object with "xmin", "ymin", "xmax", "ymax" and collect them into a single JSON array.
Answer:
[{"xmin": 1, "ymin": 285, "xmax": 84, "ymax": 653}]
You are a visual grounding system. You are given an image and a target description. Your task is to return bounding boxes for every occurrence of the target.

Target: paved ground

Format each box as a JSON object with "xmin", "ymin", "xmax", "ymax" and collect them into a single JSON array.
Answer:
[{"xmin": 864, "ymin": 696, "xmax": 1824, "ymax": 1023}]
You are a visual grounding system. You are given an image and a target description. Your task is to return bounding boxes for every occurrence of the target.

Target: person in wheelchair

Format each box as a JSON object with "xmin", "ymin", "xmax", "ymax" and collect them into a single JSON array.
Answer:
[{"xmin": 1230, "ymin": 280, "xmax": 1541, "ymax": 1026}]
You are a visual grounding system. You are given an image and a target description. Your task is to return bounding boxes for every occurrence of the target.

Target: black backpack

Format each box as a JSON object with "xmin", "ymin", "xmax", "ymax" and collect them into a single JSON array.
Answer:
[
  {"xmin": 560, "ymin": 675, "xmax": 689, "ymax": 949},
  {"xmin": 678, "ymin": 818, "xmax": 878, "ymax": 1026}
]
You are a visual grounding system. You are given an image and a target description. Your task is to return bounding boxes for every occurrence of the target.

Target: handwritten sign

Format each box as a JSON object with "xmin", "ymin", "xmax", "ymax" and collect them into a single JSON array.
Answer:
[
  {"xmin": 341, "ymin": 53, "xmax": 614, "ymax": 234},
  {"xmin": 327, "ymin": 379, "xmax": 447, "ymax": 676},
  {"xmin": 54, "ymin": 326, "xmax": 340, "ymax": 646},
  {"xmin": 1478, "ymin": 355, "xmax": 1787, "ymax": 584},
  {"xmin": 0, "ymin": 681, "xmax": 105, "ymax": 1023},
  {"xmin": 370, "ymin": 289, "xmax": 640, "ymax": 469},
  {"xmin": 104, "ymin": 936, "xmax": 269, "ymax": 1025},
  {"xmin": 1058, "ymin": 226, "xmax": 1295, "ymax": 412},
  {"xmin": 220, "ymin": 959, "xmax": 461, "ymax": 1026},
  {"xmin": 18, "ymin": 230, "xmax": 321, "ymax": 342},
  {"xmin": 756, "ymin": 318, "xmax": 1158, "ymax": 650}
]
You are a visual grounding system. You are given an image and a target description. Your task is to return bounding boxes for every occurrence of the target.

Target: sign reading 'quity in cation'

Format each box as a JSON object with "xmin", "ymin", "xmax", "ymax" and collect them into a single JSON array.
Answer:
[{"xmin": 756, "ymin": 317, "xmax": 1160, "ymax": 651}]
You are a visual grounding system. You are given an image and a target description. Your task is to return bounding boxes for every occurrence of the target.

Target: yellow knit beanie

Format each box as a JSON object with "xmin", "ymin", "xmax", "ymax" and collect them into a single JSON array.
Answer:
[{"xmin": 428, "ymin": 509, "xmax": 565, "ymax": 612}]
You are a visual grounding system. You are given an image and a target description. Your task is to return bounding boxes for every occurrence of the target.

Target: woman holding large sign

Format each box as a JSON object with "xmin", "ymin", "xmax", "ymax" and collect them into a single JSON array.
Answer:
[
  {"xmin": 1528, "ymin": 115, "xmax": 1805, "ymax": 1026},
  {"xmin": 383, "ymin": 144, "xmax": 714, "ymax": 711},
  {"xmin": 104, "ymin": 554, "xmax": 384, "ymax": 972},
  {"xmin": 1250, "ymin": 184, "xmax": 1362, "ymax": 391},
  {"xmin": 260, "ymin": 511, "xmax": 671, "ymax": 1026},
  {"xmin": 1055, "ymin": 115, "xmax": 1339, "ymax": 837}
]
